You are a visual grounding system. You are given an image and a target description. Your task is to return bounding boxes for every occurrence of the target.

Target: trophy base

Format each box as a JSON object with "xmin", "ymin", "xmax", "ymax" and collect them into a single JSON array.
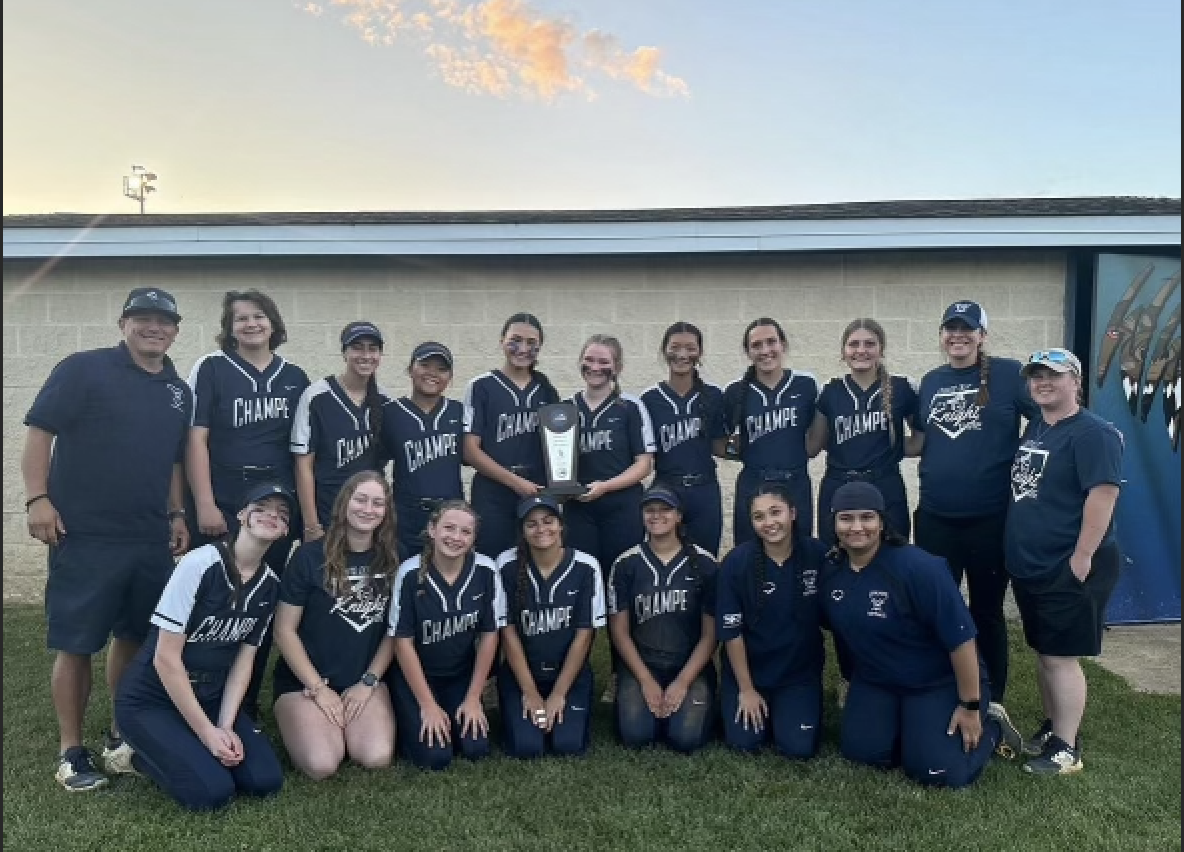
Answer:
[{"xmin": 540, "ymin": 483, "xmax": 589, "ymax": 498}]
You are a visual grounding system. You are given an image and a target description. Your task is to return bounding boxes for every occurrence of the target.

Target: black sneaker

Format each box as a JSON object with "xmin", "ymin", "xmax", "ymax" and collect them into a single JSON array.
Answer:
[
  {"xmin": 1023, "ymin": 735, "xmax": 1084, "ymax": 776},
  {"xmin": 1023, "ymin": 718, "xmax": 1054, "ymax": 757},
  {"xmin": 985, "ymin": 702, "xmax": 1023, "ymax": 760},
  {"xmin": 55, "ymin": 747, "xmax": 109, "ymax": 792}
]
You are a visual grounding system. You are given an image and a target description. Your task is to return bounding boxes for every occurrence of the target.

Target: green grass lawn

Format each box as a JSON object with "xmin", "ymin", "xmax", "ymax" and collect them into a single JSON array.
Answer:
[{"xmin": 3, "ymin": 604, "xmax": 1179, "ymax": 852}]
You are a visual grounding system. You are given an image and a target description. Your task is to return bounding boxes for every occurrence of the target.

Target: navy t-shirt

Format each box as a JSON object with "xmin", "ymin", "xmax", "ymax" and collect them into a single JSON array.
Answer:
[
  {"xmin": 915, "ymin": 358, "xmax": 1038, "ymax": 517},
  {"xmin": 723, "ymin": 371, "xmax": 818, "ymax": 472},
  {"xmin": 817, "ymin": 375, "xmax": 918, "ymax": 471},
  {"xmin": 273, "ymin": 540, "xmax": 393, "ymax": 695},
  {"xmin": 641, "ymin": 380, "xmax": 727, "ymax": 480},
  {"xmin": 820, "ymin": 545, "xmax": 977, "ymax": 692},
  {"xmin": 463, "ymin": 370, "xmax": 560, "ymax": 484},
  {"xmin": 608, "ymin": 543, "xmax": 718, "ymax": 672},
  {"xmin": 24, "ymin": 343, "xmax": 193, "ymax": 542},
  {"xmin": 570, "ymin": 392, "xmax": 656, "ymax": 484},
  {"xmin": 1006, "ymin": 409, "xmax": 1124, "ymax": 580},
  {"xmin": 715, "ymin": 537, "xmax": 827, "ymax": 690},
  {"xmin": 389, "ymin": 553, "xmax": 507, "ymax": 680},
  {"xmin": 188, "ymin": 350, "xmax": 309, "ymax": 471},
  {"xmin": 381, "ymin": 397, "xmax": 465, "ymax": 503},
  {"xmin": 496, "ymin": 547, "xmax": 606, "ymax": 676}
]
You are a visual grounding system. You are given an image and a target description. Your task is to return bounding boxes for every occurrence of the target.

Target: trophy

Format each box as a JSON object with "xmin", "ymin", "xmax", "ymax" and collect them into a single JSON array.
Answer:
[{"xmin": 538, "ymin": 403, "xmax": 588, "ymax": 497}]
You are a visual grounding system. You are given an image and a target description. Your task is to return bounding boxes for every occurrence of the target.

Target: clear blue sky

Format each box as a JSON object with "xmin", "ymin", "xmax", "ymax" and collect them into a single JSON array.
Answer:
[{"xmin": 3, "ymin": 0, "xmax": 1180, "ymax": 214}]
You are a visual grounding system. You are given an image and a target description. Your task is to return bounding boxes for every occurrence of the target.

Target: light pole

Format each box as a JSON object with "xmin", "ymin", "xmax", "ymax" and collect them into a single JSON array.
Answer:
[{"xmin": 123, "ymin": 165, "xmax": 158, "ymax": 213}]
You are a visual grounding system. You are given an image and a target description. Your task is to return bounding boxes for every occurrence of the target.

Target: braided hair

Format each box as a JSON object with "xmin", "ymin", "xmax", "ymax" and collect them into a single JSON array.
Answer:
[
  {"xmin": 748, "ymin": 482, "xmax": 796, "ymax": 621},
  {"xmin": 418, "ymin": 499, "xmax": 480, "ymax": 586},
  {"xmin": 364, "ymin": 373, "xmax": 385, "ymax": 458},
  {"xmin": 512, "ymin": 508, "xmax": 567, "ymax": 629},
  {"xmin": 501, "ymin": 313, "xmax": 559, "ymax": 402},
  {"xmin": 975, "ymin": 349, "xmax": 992, "ymax": 407}
]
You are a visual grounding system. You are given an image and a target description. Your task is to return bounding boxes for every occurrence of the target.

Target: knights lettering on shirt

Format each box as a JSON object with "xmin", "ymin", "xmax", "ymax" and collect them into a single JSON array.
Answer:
[
  {"xmin": 817, "ymin": 375, "xmax": 919, "ymax": 471},
  {"xmin": 723, "ymin": 371, "xmax": 818, "ymax": 471},
  {"xmin": 570, "ymin": 393, "xmax": 657, "ymax": 484},
  {"xmin": 464, "ymin": 370, "xmax": 560, "ymax": 481}
]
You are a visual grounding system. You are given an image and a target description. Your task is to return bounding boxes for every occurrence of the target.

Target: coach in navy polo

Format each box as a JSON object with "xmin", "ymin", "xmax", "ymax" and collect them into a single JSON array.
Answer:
[{"xmin": 23, "ymin": 286, "xmax": 194, "ymax": 793}]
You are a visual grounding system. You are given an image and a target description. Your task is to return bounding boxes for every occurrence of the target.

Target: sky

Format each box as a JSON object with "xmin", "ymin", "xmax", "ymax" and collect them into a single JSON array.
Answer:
[{"xmin": 3, "ymin": 0, "xmax": 1180, "ymax": 215}]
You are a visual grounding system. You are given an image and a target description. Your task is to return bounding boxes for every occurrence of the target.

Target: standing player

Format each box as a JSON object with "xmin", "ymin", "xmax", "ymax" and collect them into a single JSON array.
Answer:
[
  {"xmin": 291, "ymin": 321, "xmax": 391, "ymax": 541},
  {"xmin": 381, "ymin": 342, "xmax": 465, "ymax": 557},
  {"xmin": 906, "ymin": 301, "xmax": 1037, "ymax": 703},
  {"xmin": 388, "ymin": 501, "xmax": 506, "ymax": 770},
  {"xmin": 808, "ymin": 318, "xmax": 918, "ymax": 544},
  {"xmin": 23, "ymin": 287, "xmax": 192, "ymax": 791},
  {"xmin": 609, "ymin": 485, "xmax": 718, "ymax": 754},
  {"xmin": 496, "ymin": 496, "xmax": 605, "ymax": 758},
  {"xmin": 641, "ymin": 322, "xmax": 727, "ymax": 555},
  {"xmin": 113, "ymin": 482, "xmax": 293, "ymax": 811},
  {"xmin": 720, "ymin": 318, "xmax": 819, "ymax": 545},
  {"xmin": 463, "ymin": 313, "xmax": 560, "ymax": 560}
]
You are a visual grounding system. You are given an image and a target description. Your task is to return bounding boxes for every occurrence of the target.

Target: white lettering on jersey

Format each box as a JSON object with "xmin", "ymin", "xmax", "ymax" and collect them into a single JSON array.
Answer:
[
  {"xmin": 633, "ymin": 589, "xmax": 688, "ymax": 624},
  {"xmin": 927, "ymin": 387, "xmax": 982, "ymax": 439},
  {"xmin": 404, "ymin": 433, "xmax": 459, "ymax": 473},
  {"xmin": 497, "ymin": 410, "xmax": 539, "ymax": 443},
  {"xmin": 746, "ymin": 407, "xmax": 799, "ymax": 443},
  {"xmin": 421, "ymin": 612, "xmax": 480, "ymax": 644},
  {"xmin": 579, "ymin": 430, "xmax": 614, "ymax": 454},
  {"xmin": 233, "ymin": 396, "xmax": 291, "ymax": 428},
  {"xmin": 659, "ymin": 417, "xmax": 702, "ymax": 453},
  {"xmin": 519, "ymin": 606, "xmax": 573, "ymax": 636},
  {"xmin": 188, "ymin": 615, "xmax": 258, "ymax": 643},
  {"xmin": 833, "ymin": 410, "xmax": 887, "ymax": 445},
  {"xmin": 336, "ymin": 434, "xmax": 372, "ymax": 469}
]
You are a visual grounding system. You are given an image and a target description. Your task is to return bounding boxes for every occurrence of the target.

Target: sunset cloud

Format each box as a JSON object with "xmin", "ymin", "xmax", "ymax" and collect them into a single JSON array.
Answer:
[{"xmin": 308, "ymin": 0, "xmax": 689, "ymax": 100}]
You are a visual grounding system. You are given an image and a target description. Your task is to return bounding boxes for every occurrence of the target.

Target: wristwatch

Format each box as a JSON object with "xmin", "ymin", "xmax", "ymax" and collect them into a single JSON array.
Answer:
[
  {"xmin": 360, "ymin": 672, "xmax": 379, "ymax": 688},
  {"xmin": 959, "ymin": 699, "xmax": 981, "ymax": 711},
  {"xmin": 167, "ymin": 509, "xmax": 186, "ymax": 521}
]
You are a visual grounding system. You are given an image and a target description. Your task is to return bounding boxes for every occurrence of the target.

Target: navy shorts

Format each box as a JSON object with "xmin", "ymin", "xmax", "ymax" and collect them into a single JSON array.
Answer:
[
  {"xmin": 45, "ymin": 537, "xmax": 175, "ymax": 655},
  {"xmin": 1012, "ymin": 542, "xmax": 1121, "ymax": 658}
]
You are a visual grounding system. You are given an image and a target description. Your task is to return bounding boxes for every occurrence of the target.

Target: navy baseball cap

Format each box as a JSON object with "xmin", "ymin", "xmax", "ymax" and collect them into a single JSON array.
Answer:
[
  {"xmin": 410, "ymin": 341, "xmax": 454, "ymax": 368},
  {"xmin": 941, "ymin": 300, "xmax": 989, "ymax": 331},
  {"xmin": 240, "ymin": 481, "xmax": 296, "ymax": 513},
  {"xmin": 641, "ymin": 484, "xmax": 681, "ymax": 511},
  {"xmin": 121, "ymin": 288, "xmax": 181, "ymax": 323},
  {"xmin": 517, "ymin": 494, "xmax": 562, "ymax": 522},
  {"xmin": 831, "ymin": 482, "xmax": 886, "ymax": 513},
  {"xmin": 341, "ymin": 321, "xmax": 384, "ymax": 349}
]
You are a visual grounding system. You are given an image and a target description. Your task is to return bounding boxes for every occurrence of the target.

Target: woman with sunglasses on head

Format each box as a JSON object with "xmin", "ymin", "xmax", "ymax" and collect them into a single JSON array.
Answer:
[
  {"xmin": 641, "ymin": 322, "xmax": 728, "ymax": 555},
  {"xmin": 463, "ymin": 313, "xmax": 561, "ymax": 561},
  {"xmin": 381, "ymin": 342, "xmax": 464, "ymax": 557},
  {"xmin": 495, "ymin": 495, "xmax": 606, "ymax": 758},
  {"xmin": 271, "ymin": 471, "xmax": 400, "ymax": 779},
  {"xmin": 716, "ymin": 483, "xmax": 828, "ymax": 758},
  {"xmin": 719, "ymin": 318, "xmax": 819, "ymax": 546},
  {"xmin": 906, "ymin": 301, "xmax": 1037, "ymax": 705},
  {"xmin": 1006, "ymin": 349, "xmax": 1124, "ymax": 776},
  {"xmin": 608, "ymin": 484, "xmax": 718, "ymax": 754},
  {"xmin": 820, "ymin": 481, "xmax": 1023, "ymax": 788}
]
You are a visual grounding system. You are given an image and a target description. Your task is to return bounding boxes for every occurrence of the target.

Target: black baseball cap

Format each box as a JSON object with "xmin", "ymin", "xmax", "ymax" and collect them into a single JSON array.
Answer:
[
  {"xmin": 341, "ymin": 321, "xmax": 384, "ymax": 349},
  {"xmin": 240, "ymin": 481, "xmax": 296, "ymax": 513},
  {"xmin": 121, "ymin": 288, "xmax": 181, "ymax": 323},
  {"xmin": 641, "ymin": 484, "xmax": 682, "ymax": 511},
  {"xmin": 831, "ymin": 482, "xmax": 886, "ymax": 513},
  {"xmin": 517, "ymin": 494, "xmax": 562, "ymax": 522},
  {"xmin": 940, "ymin": 300, "xmax": 989, "ymax": 331},
  {"xmin": 410, "ymin": 341, "xmax": 454, "ymax": 368}
]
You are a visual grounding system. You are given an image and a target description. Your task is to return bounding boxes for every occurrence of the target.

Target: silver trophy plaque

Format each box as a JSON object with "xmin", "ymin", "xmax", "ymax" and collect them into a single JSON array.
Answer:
[{"xmin": 538, "ymin": 403, "xmax": 588, "ymax": 497}]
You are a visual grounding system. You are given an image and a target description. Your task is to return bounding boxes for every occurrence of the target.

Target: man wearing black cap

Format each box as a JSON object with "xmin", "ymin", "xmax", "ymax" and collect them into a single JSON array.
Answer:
[{"xmin": 22, "ymin": 287, "xmax": 193, "ymax": 792}]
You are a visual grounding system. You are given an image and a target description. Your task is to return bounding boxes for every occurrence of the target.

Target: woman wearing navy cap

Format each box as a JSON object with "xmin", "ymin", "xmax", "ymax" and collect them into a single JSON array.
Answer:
[
  {"xmin": 1006, "ymin": 348, "xmax": 1124, "ymax": 775},
  {"xmin": 495, "ymin": 495, "xmax": 606, "ymax": 758},
  {"xmin": 113, "ymin": 482, "xmax": 294, "ymax": 811},
  {"xmin": 608, "ymin": 484, "xmax": 718, "ymax": 753},
  {"xmin": 292, "ymin": 321, "xmax": 392, "ymax": 540},
  {"xmin": 381, "ymin": 341, "xmax": 465, "ymax": 557},
  {"xmin": 820, "ymin": 481, "xmax": 1023, "ymax": 788}
]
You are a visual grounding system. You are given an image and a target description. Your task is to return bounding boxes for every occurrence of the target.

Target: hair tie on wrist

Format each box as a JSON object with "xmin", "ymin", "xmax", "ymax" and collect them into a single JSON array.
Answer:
[{"xmin": 24, "ymin": 494, "xmax": 49, "ymax": 510}]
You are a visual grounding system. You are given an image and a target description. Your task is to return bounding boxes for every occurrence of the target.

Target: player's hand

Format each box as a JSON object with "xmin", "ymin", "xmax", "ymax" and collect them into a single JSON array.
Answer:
[
  {"xmin": 341, "ymin": 682, "xmax": 376, "ymax": 726},
  {"xmin": 27, "ymin": 498, "xmax": 66, "ymax": 545},
  {"xmin": 736, "ymin": 688, "xmax": 768, "ymax": 733},
  {"xmin": 641, "ymin": 676, "xmax": 666, "ymax": 718},
  {"xmin": 947, "ymin": 706, "xmax": 983, "ymax": 753},
  {"xmin": 201, "ymin": 725, "xmax": 240, "ymax": 765},
  {"xmin": 455, "ymin": 696, "xmax": 489, "ymax": 740},
  {"xmin": 420, "ymin": 702, "xmax": 452, "ymax": 748},
  {"xmin": 509, "ymin": 475, "xmax": 542, "ymax": 499},
  {"xmin": 312, "ymin": 686, "xmax": 347, "ymax": 728},
  {"xmin": 196, "ymin": 501, "xmax": 228, "ymax": 538},
  {"xmin": 170, "ymin": 516, "xmax": 190, "ymax": 556},
  {"xmin": 662, "ymin": 678, "xmax": 689, "ymax": 717},
  {"xmin": 1069, "ymin": 551, "xmax": 1092, "ymax": 584},
  {"xmin": 522, "ymin": 692, "xmax": 548, "ymax": 728},
  {"xmin": 303, "ymin": 524, "xmax": 326, "ymax": 543},
  {"xmin": 221, "ymin": 727, "xmax": 245, "ymax": 766},
  {"xmin": 577, "ymin": 482, "xmax": 609, "ymax": 502},
  {"xmin": 543, "ymin": 692, "xmax": 567, "ymax": 731}
]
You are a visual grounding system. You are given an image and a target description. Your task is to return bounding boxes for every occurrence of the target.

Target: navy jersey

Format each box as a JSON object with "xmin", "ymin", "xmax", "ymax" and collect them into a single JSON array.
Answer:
[
  {"xmin": 463, "ymin": 370, "xmax": 560, "ymax": 482},
  {"xmin": 188, "ymin": 350, "xmax": 310, "ymax": 470},
  {"xmin": 496, "ymin": 547, "xmax": 606, "ymax": 672},
  {"xmin": 381, "ymin": 397, "xmax": 465, "ymax": 502},
  {"xmin": 641, "ymin": 381, "xmax": 727, "ymax": 479},
  {"xmin": 915, "ymin": 358, "xmax": 1038, "ymax": 517},
  {"xmin": 273, "ymin": 540, "xmax": 393, "ymax": 694},
  {"xmin": 24, "ymin": 343, "xmax": 192, "ymax": 542},
  {"xmin": 820, "ymin": 545, "xmax": 977, "ymax": 691},
  {"xmin": 291, "ymin": 377, "xmax": 392, "ymax": 521},
  {"xmin": 817, "ymin": 375, "xmax": 919, "ymax": 470},
  {"xmin": 570, "ymin": 392, "xmax": 657, "ymax": 483},
  {"xmin": 608, "ymin": 543, "xmax": 718, "ymax": 672},
  {"xmin": 715, "ymin": 537, "xmax": 827, "ymax": 690},
  {"xmin": 389, "ymin": 553, "xmax": 507, "ymax": 680},
  {"xmin": 1006, "ymin": 409, "xmax": 1124, "ymax": 580},
  {"xmin": 723, "ymin": 371, "xmax": 819, "ymax": 471},
  {"xmin": 121, "ymin": 544, "xmax": 280, "ymax": 702}
]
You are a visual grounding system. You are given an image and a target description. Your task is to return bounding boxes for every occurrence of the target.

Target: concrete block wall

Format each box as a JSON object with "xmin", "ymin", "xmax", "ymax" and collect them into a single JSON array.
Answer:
[{"xmin": 2, "ymin": 249, "xmax": 1067, "ymax": 599}]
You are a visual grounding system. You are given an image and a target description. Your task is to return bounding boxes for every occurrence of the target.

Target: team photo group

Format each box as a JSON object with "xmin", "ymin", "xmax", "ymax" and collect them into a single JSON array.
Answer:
[{"xmin": 21, "ymin": 284, "xmax": 1125, "ymax": 811}]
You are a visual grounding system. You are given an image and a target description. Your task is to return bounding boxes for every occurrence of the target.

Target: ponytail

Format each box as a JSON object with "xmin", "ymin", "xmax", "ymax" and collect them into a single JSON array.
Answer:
[
  {"xmin": 975, "ymin": 352, "xmax": 992, "ymax": 407},
  {"xmin": 879, "ymin": 364, "xmax": 896, "ymax": 447},
  {"xmin": 364, "ymin": 373, "xmax": 385, "ymax": 456}
]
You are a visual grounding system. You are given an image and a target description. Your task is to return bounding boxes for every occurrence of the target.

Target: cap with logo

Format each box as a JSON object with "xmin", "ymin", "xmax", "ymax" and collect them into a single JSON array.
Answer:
[
  {"xmin": 641, "ymin": 484, "xmax": 682, "ymax": 511},
  {"xmin": 340, "ymin": 321, "xmax": 385, "ymax": 349},
  {"xmin": 831, "ymin": 481, "xmax": 886, "ymax": 513},
  {"xmin": 1020, "ymin": 347, "xmax": 1082, "ymax": 377},
  {"xmin": 240, "ymin": 481, "xmax": 297, "ymax": 512},
  {"xmin": 517, "ymin": 494, "xmax": 563, "ymax": 522},
  {"xmin": 940, "ymin": 300, "xmax": 989, "ymax": 332},
  {"xmin": 410, "ymin": 341, "xmax": 454, "ymax": 368},
  {"xmin": 121, "ymin": 288, "xmax": 182, "ymax": 323}
]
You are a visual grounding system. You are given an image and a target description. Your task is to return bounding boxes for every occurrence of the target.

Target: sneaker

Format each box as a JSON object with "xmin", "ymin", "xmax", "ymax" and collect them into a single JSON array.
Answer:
[
  {"xmin": 1023, "ymin": 735, "xmax": 1084, "ymax": 776},
  {"xmin": 986, "ymin": 702, "xmax": 1023, "ymax": 760},
  {"xmin": 600, "ymin": 673, "xmax": 618, "ymax": 704},
  {"xmin": 101, "ymin": 731, "xmax": 139, "ymax": 776},
  {"xmin": 1023, "ymin": 718, "xmax": 1054, "ymax": 757},
  {"xmin": 55, "ymin": 747, "xmax": 109, "ymax": 792}
]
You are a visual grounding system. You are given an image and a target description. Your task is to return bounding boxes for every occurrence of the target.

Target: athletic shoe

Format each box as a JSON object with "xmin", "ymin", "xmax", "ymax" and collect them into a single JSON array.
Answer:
[
  {"xmin": 55, "ymin": 747, "xmax": 109, "ymax": 792},
  {"xmin": 600, "ymin": 673, "xmax": 618, "ymax": 704},
  {"xmin": 986, "ymin": 702, "xmax": 1023, "ymax": 760},
  {"xmin": 101, "ymin": 731, "xmax": 139, "ymax": 776},
  {"xmin": 1023, "ymin": 718, "xmax": 1054, "ymax": 756},
  {"xmin": 1023, "ymin": 735, "xmax": 1084, "ymax": 775}
]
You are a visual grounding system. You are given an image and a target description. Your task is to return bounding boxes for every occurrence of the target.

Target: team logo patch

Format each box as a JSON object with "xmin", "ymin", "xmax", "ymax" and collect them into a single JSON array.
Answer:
[
  {"xmin": 166, "ymin": 383, "xmax": 186, "ymax": 411},
  {"xmin": 1011, "ymin": 444, "xmax": 1049, "ymax": 502},
  {"xmin": 801, "ymin": 569, "xmax": 818, "ymax": 597},
  {"xmin": 867, "ymin": 590, "xmax": 889, "ymax": 618},
  {"xmin": 761, "ymin": 581, "xmax": 777, "ymax": 596},
  {"xmin": 926, "ymin": 388, "xmax": 982, "ymax": 439},
  {"xmin": 722, "ymin": 613, "xmax": 742, "ymax": 628},
  {"xmin": 953, "ymin": 302, "xmax": 972, "ymax": 314},
  {"xmin": 831, "ymin": 589, "xmax": 844, "ymax": 601},
  {"xmin": 328, "ymin": 581, "xmax": 389, "ymax": 633}
]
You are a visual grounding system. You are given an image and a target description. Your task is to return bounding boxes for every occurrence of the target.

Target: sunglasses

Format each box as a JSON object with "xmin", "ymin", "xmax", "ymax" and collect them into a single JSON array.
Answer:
[{"xmin": 1028, "ymin": 350, "xmax": 1076, "ymax": 365}]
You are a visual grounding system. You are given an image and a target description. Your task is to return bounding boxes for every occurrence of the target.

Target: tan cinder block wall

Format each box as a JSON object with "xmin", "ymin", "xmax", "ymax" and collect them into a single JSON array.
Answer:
[{"xmin": 2, "ymin": 250, "xmax": 1067, "ymax": 600}]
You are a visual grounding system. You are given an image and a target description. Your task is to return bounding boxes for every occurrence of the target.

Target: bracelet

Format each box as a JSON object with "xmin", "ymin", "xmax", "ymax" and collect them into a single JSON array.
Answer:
[
  {"xmin": 304, "ymin": 523, "xmax": 324, "ymax": 534},
  {"xmin": 167, "ymin": 509, "xmax": 186, "ymax": 520},
  {"xmin": 303, "ymin": 678, "xmax": 329, "ymax": 699},
  {"xmin": 24, "ymin": 494, "xmax": 49, "ymax": 511}
]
